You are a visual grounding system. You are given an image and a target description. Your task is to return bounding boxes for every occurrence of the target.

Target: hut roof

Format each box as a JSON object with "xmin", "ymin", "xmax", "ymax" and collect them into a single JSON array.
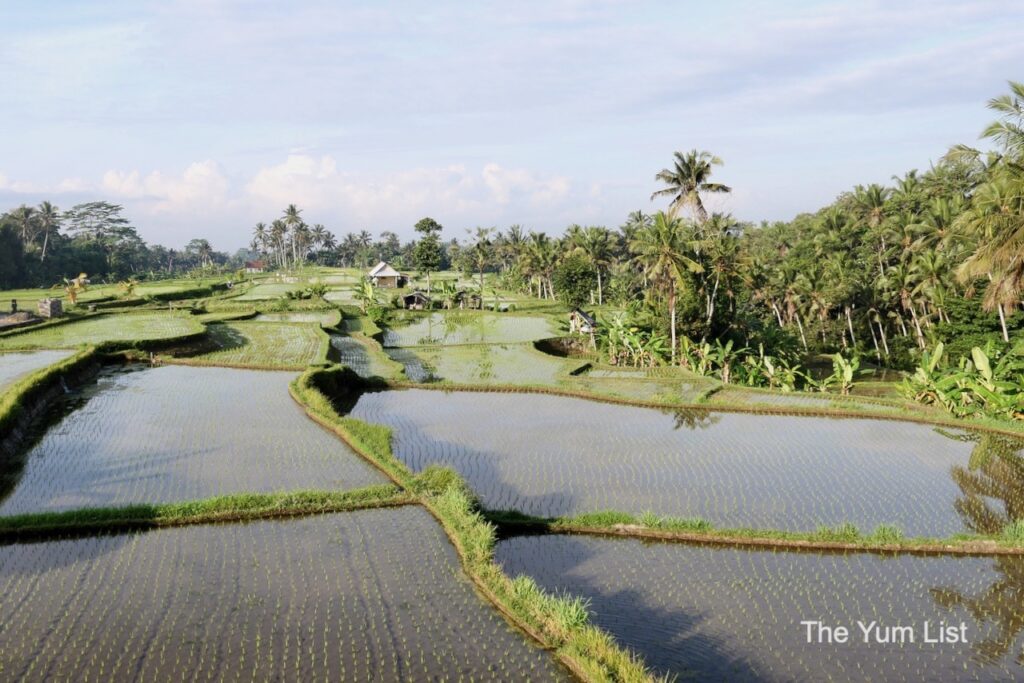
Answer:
[
  {"xmin": 571, "ymin": 308, "xmax": 597, "ymax": 326},
  {"xmin": 403, "ymin": 291, "xmax": 431, "ymax": 302},
  {"xmin": 368, "ymin": 261, "xmax": 402, "ymax": 278}
]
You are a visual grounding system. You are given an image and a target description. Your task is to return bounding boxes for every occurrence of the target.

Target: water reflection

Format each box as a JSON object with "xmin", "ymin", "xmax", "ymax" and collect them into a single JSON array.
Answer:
[{"xmin": 950, "ymin": 433, "xmax": 1024, "ymax": 534}]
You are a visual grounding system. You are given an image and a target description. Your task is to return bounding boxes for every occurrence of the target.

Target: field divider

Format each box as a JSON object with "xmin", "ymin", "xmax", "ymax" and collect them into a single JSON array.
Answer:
[
  {"xmin": 484, "ymin": 510, "xmax": 1024, "ymax": 558},
  {"xmin": 289, "ymin": 365, "xmax": 657, "ymax": 683},
  {"xmin": 0, "ymin": 485, "xmax": 412, "ymax": 543}
]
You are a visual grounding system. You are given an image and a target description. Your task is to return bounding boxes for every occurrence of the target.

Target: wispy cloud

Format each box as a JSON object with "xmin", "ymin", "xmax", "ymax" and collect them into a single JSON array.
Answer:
[{"xmin": 1, "ymin": 0, "xmax": 1021, "ymax": 247}]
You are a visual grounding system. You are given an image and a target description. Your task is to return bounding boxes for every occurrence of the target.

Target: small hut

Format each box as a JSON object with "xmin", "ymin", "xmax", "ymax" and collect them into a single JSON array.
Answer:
[
  {"xmin": 401, "ymin": 291, "xmax": 431, "ymax": 311},
  {"xmin": 568, "ymin": 308, "xmax": 596, "ymax": 335},
  {"xmin": 368, "ymin": 261, "xmax": 408, "ymax": 288},
  {"xmin": 244, "ymin": 260, "xmax": 265, "ymax": 273}
]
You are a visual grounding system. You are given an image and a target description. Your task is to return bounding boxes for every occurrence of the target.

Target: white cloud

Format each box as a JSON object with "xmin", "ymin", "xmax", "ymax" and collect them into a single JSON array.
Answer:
[
  {"xmin": 102, "ymin": 161, "xmax": 229, "ymax": 213},
  {"xmin": 245, "ymin": 155, "xmax": 576, "ymax": 226}
]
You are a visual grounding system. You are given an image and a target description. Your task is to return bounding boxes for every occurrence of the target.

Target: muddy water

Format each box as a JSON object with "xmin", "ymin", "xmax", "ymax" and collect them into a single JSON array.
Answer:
[
  {"xmin": 0, "ymin": 350, "xmax": 73, "ymax": 392},
  {"xmin": 350, "ymin": 389, "xmax": 1024, "ymax": 536},
  {"xmin": 0, "ymin": 508, "xmax": 568, "ymax": 681},
  {"xmin": 497, "ymin": 533, "xmax": 1024, "ymax": 681},
  {"xmin": 0, "ymin": 365, "xmax": 386, "ymax": 514}
]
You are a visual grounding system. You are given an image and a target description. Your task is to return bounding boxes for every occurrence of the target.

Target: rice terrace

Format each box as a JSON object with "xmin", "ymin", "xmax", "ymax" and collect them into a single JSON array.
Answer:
[{"xmin": 3, "ymin": 4, "xmax": 1024, "ymax": 682}]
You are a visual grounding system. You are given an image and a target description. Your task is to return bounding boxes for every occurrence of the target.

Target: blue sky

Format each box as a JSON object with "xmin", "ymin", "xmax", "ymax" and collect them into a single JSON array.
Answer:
[{"xmin": 1, "ymin": 0, "xmax": 1021, "ymax": 250}]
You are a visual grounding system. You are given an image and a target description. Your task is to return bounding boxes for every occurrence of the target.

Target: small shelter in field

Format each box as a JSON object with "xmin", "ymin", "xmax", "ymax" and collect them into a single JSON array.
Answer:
[
  {"xmin": 244, "ymin": 260, "xmax": 265, "ymax": 273},
  {"xmin": 568, "ymin": 308, "xmax": 596, "ymax": 334},
  {"xmin": 402, "ymin": 291, "xmax": 431, "ymax": 311},
  {"xmin": 368, "ymin": 261, "xmax": 407, "ymax": 288}
]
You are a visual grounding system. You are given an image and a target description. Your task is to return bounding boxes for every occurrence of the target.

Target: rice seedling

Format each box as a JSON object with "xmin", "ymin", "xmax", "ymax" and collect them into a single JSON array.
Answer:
[
  {"xmin": 496, "ymin": 533, "xmax": 1024, "ymax": 681},
  {"xmin": 349, "ymin": 388, "xmax": 1024, "ymax": 537},
  {"xmin": 1003, "ymin": 520, "xmax": 1024, "ymax": 542},
  {"xmin": 382, "ymin": 313, "xmax": 555, "ymax": 348},
  {"xmin": 0, "ymin": 313, "xmax": 203, "ymax": 350},
  {"xmin": 176, "ymin": 321, "xmax": 327, "ymax": 368},
  {"xmin": 0, "ymin": 508, "xmax": 568, "ymax": 681},
  {"xmin": 0, "ymin": 365, "xmax": 386, "ymax": 515}
]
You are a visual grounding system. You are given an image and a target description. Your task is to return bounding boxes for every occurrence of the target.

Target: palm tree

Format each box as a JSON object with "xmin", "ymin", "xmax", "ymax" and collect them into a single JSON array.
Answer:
[
  {"xmin": 469, "ymin": 227, "xmax": 494, "ymax": 308},
  {"xmin": 850, "ymin": 184, "xmax": 891, "ymax": 228},
  {"xmin": 576, "ymin": 226, "xmax": 612, "ymax": 305},
  {"xmin": 981, "ymin": 80, "xmax": 1024, "ymax": 159},
  {"xmin": 282, "ymin": 204, "xmax": 303, "ymax": 267},
  {"xmin": 525, "ymin": 232, "xmax": 558, "ymax": 299},
  {"xmin": 36, "ymin": 201, "xmax": 59, "ymax": 262},
  {"xmin": 651, "ymin": 150, "xmax": 731, "ymax": 222},
  {"xmin": 954, "ymin": 171, "xmax": 1024, "ymax": 342},
  {"xmin": 629, "ymin": 211, "xmax": 703, "ymax": 362},
  {"xmin": 12, "ymin": 205, "xmax": 35, "ymax": 244},
  {"xmin": 269, "ymin": 220, "xmax": 288, "ymax": 268},
  {"xmin": 252, "ymin": 222, "xmax": 268, "ymax": 256},
  {"xmin": 311, "ymin": 224, "xmax": 328, "ymax": 251}
]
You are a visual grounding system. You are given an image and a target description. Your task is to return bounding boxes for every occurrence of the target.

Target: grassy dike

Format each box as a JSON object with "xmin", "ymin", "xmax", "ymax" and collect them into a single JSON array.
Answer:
[
  {"xmin": 485, "ymin": 509, "xmax": 1024, "ymax": 557},
  {"xmin": 289, "ymin": 365, "xmax": 656, "ymax": 683},
  {"xmin": 0, "ymin": 347, "xmax": 102, "ymax": 443},
  {"xmin": 0, "ymin": 485, "xmax": 411, "ymax": 541}
]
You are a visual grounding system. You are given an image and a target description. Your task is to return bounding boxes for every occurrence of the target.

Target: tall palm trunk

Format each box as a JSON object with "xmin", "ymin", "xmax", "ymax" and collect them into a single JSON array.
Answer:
[
  {"xmin": 596, "ymin": 269, "xmax": 603, "ymax": 305},
  {"xmin": 867, "ymin": 319, "xmax": 880, "ymax": 360},
  {"xmin": 845, "ymin": 306, "xmax": 856, "ymax": 346},
  {"xmin": 909, "ymin": 306, "xmax": 925, "ymax": 348},
  {"xmin": 669, "ymin": 283, "xmax": 677, "ymax": 364},
  {"xmin": 795, "ymin": 312, "xmax": 808, "ymax": 352},
  {"xmin": 40, "ymin": 229, "xmax": 49, "ymax": 262},
  {"xmin": 997, "ymin": 303, "xmax": 1010, "ymax": 342}
]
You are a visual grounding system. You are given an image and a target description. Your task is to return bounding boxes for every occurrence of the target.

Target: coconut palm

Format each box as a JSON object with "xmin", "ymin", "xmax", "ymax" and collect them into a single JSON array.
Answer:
[
  {"xmin": 651, "ymin": 150, "xmax": 731, "ymax": 222},
  {"xmin": 954, "ymin": 171, "xmax": 1024, "ymax": 342},
  {"xmin": 12, "ymin": 205, "xmax": 35, "ymax": 244},
  {"xmin": 576, "ymin": 226, "xmax": 613, "ymax": 305},
  {"xmin": 252, "ymin": 222, "xmax": 268, "ymax": 256},
  {"xmin": 469, "ymin": 227, "xmax": 494, "ymax": 308},
  {"xmin": 36, "ymin": 201, "xmax": 59, "ymax": 262},
  {"xmin": 850, "ymin": 184, "xmax": 891, "ymax": 228},
  {"xmin": 629, "ymin": 211, "xmax": 703, "ymax": 362},
  {"xmin": 282, "ymin": 204, "xmax": 303, "ymax": 266},
  {"xmin": 981, "ymin": 80, "xmax": 1024, "ymax": 159}
]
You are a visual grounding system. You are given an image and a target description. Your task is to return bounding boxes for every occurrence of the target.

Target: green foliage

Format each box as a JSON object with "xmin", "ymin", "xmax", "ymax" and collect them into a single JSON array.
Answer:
[
  {"xmin": 868, "ymin": 524, "xmax": 905, "ymax": 543},
  {"xmin": 552, "ymin": 253, "xmax": 597, "ymax": 309},
  {"xmin": 901, "ymin": 342, "xmax": 1024, "ymax": 421},
  {"xmin": 0, "ymin": 485, "xmax": 408, "ymax": 538},
  {"xmin": 1002, "ymin": 520, "xmax": 1024, "ymax": 543},
  {"xmin": 814, "ymin": 523, "xmax": 861, "ymax": 542}
]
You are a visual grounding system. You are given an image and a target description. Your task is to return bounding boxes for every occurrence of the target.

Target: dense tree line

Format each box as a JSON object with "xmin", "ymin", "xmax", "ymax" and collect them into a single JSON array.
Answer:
[{"xmin": 0, "ymin": 201, "xmax": 238, "ymax": 289}]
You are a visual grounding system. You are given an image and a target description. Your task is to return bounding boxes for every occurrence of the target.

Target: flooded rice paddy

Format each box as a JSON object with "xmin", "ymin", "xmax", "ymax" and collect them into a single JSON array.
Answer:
[
  {"xmin": 350, "ymin": 389, "xmax": 1024, "ymax": 536},
  {"xmin": 0, "ymin": 313, "xmax": 201, "ymax": 350},
  {"xmin": 191, "ymin": 322, "xmax": 325, "ymax": 367},
  {"xmin": 0, "ymin": 350, "xmax": 73, "ymax": 391},
  {"xmin": 0, "ymin": 508, "xmax": 567, "ymax": 681},
  {"xmin": 496, "ymin": 533, "xmax": 1024, "ymax": 681},
  {"xmin": 0, "ymin": 365, "xmax": 385, "ymax": 514},
  {"xmin": 329, "ymin": 335, "xmax": 393, "ymax": 379},
  {"xmin": 382, "ymin": 313, "xmax": 555, "ymax": 347},
  {"xmin": 252, "ymin": 312, "xmax": 336, "ymax": 324},
  {"xmin": 385, "ymin": 344, "xmax": 568, "ymax": 385}
]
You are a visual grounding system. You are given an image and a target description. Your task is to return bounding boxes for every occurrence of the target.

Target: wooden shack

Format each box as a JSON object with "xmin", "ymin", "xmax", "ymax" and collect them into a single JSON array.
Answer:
[
  {"xmin": 368, "ymin": 261, "xmax": 407, "ymax": 288},
  {"xmin": 402, "ymin": 291, "xmax": 431, "ymax": 311}
]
